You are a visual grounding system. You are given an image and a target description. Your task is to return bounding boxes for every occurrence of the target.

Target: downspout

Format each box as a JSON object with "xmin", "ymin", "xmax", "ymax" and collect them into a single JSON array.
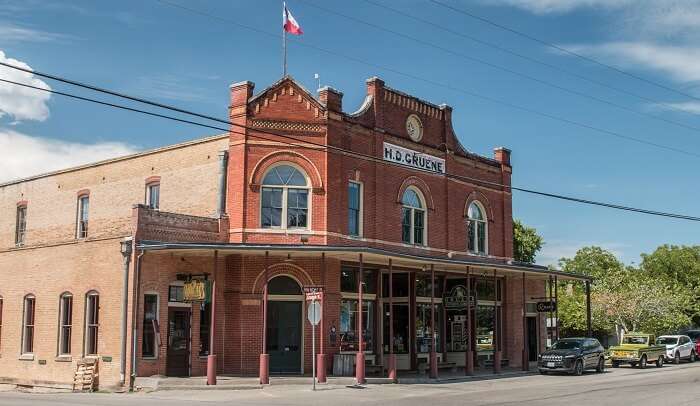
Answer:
[
  {"xmin": 217, "ymin": 150, "xmax": 229, "ymax": 218},
  {"xmin": 129, "ymin": 250, "xmax": 145, "ymax": 391},
  {"xmin": 119, "ymin": 237, "xmax": 133, "ymax": 387}
]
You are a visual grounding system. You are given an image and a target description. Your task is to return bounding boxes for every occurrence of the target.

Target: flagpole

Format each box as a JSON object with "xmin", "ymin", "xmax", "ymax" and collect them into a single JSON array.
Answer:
[{"xmin": 282, "ymin": 2, "xmax": 287, "ymax": 76}]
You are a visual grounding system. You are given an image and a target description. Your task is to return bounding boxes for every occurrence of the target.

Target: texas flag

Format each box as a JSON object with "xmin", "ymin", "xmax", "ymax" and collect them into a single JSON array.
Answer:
[{"xmin": 283, "ymin": 2, "xmax": 303, "ymax": 35}]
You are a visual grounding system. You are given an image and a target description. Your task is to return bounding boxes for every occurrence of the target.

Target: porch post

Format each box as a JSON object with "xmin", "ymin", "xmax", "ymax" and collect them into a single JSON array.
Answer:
[
  {"xmin": 388, "ymin": 259, "xmax": 397, "ymax": 381},
  {"xmin": 260, "ymin": 251, "xmax": 270, "ymax": 385},
  {"xmin": 317, "ymin": 252, "xmax": 327, "ymax": 383},
  {"xmin": 356, "ymin": 253, "xmax": 366, "ymax": 384},
  {"xmin": 493, "ymin": 270, "xmax": 501, "ymax": 374},
  {"xmin": 554, "ymin": 276, "xmax": 559, "ymax": 341},
  {"xmin": 548, "ymin": 276, "xmax": 553, "ymax": 346},
  {"xmin": 465, "ymin": 267, "xmax": 473, "ymax": 375},
  {"xmin": 207, "ymin": 250, "xmax": 218, "ymax": 385},
  {"xmin": 585, "ymin": 280, "xmax": 592, "ymax": 338},
  {"xmin": 522, "ymin": 273, "xmax": 528, "ymax": 371},
  {"xmin": 429, "ymin": 264, "xmax": 438, "ymax": 378}
]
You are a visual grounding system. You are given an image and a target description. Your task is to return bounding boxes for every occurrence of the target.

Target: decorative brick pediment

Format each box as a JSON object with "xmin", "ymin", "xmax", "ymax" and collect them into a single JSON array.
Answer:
[{"xmin": 248, "ymin": 77, "xmax": 326, "ymax": 122}]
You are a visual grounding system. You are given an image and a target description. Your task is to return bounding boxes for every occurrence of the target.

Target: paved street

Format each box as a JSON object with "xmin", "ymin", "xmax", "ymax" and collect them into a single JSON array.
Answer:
[{"xmin": 1, "ymin": 362, "xmax": 699, "ymax": 406}]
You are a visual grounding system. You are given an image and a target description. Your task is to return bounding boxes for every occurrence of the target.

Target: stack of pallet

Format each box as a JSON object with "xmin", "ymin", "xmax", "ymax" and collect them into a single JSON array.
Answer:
[{"xmin": 72, "ymin": 358, "xmax": 99, "ymax": 392}]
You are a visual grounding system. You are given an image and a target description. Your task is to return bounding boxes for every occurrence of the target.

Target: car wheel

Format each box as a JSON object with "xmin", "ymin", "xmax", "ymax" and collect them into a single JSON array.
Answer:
[
  {"xmin": 639, "ymin": 355, "xmax": 647, "ymax": 369},
  {"xmin": 656, "ymin": 356, "xmax": 664, "ymax": 368},
  {"xmin": 596, "ymin": 357, "xmax": 605, "ymax": 373},
  {"xmin": 674, "ymin": 352, "xmax": 681, "ymax": 364},
  {"xmin": 611, "ymin": 361, "xmax": 620, "ymax": 368},
  {"xmin": 690, "ymin": 351, "xmax": 697, "ymax": 363},
  {"xmin": 573, "ymin": 360, "xmax": 584, "ymax": 376}
]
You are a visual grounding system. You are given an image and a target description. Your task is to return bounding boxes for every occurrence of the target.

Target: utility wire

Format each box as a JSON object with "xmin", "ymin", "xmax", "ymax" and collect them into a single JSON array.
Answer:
[
  {"xmin": 363, "ymin": 0, "xmax": 699, "ymax": 119},
  {"xmin": 429, "ymin": 0, "xmax": 700, "ymax": 104},
  {"xmin": 298, "ymin": 0, "xmax": 700, "ymax": 134},
  {"xmin": 3, "ymin": 76, "xmax": 700, "ymax": 223},
  {"xmin": 147, "ymin": 0, "xmax": 700, "ymax": 159}
]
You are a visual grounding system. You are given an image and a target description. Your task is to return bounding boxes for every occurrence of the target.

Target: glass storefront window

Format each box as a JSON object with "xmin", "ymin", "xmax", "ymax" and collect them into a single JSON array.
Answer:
[
  {"xmin": 415, "ymin": 274, "xmax": 443, "ymax": 298},
  {"xmin": 415, "ymin": 303, "xmax": 442, "ymax": 353},
  {"xmin": 341, "ymin": 267, "xmax": 377, "ymax": 294},
  {"xmin": 475, "ymin": 279, "xmax": 501, "ymax": 301},
  {"xmin": 381, "ymin": 273, "xmax": 409, "ymax": 297},
  {"xmin": 476, "ymin": 305, "xmax": 495, "ymax": 352},
  {"xmin": 446, "ymin": 312, "xmax": 468, "ymax": 352},
  {"xmin": 339, "ymin": 299, "xmax": 374, "ymax": 352},
  {"xmin": 382, "ymin": 303, "xmax": 409, "ymax": 354}
]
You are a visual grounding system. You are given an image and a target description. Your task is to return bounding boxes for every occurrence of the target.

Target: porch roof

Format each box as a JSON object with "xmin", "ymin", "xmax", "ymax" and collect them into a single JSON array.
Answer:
[{"xmin": 135, "ymin": 241, "xmax": 590, "ymax": 282}]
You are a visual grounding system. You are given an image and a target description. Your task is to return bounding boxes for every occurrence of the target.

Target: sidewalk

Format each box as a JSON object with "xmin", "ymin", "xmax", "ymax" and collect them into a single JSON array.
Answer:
[{"xmin": 136, "ymin": 367, "xmax": 537, "ymax": 392}]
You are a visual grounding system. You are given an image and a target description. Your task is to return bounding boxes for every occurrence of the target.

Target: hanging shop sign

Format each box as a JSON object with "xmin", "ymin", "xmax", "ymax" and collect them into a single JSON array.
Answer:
[
  {"xmin": 536, "ymin": 301, "xmax": 557, "ymax": 313},
  {"xmin": 383, "ymin": 142, "xmax": 445, "ymax": 174},
  {"xmin": 443, "ymin": 285, "xmax": 476, "ymax": 309},
  {"xmin": 183, "ymin": 279, "xmax": 209, "ymax": 302}
]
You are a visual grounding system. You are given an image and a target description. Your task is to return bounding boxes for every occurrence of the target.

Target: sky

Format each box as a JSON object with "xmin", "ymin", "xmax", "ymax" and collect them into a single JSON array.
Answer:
[{"xmin": 1, "ymin": 0, "xmax": 699, "ymax": 266}]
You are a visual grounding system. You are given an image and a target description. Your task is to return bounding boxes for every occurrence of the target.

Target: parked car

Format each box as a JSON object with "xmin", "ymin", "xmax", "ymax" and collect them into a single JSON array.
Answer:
[
  {"xmin": 657, "ymin": 335, "xmax": 697, "ymax": 364},
  {"xmin": 683, "ymin": 330, "xmax": 700, "ymax": 356},
  {"xmin": 609, "ymin": 333, "xmax": 666, "ymax": 369},
  {"xmin": 538, "ymin": 338, "xmax": 605, "ymax": 376}
]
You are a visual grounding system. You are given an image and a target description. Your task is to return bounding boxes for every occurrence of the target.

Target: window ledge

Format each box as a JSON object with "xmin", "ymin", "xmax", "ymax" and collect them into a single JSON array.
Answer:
[
  {"xmin": 19, "ymin": 354, "xmax": 34, "ymax": 361},
  {"xmin": 55, "ymin": 355, "xmax": 73, "ymax": 362},
  {"xmin": 141, "ymin": 357, "xmax": 158, "ymax": 361}
]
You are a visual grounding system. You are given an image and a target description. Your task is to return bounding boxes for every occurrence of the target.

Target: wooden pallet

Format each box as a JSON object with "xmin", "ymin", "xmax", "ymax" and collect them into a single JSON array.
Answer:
[{"xmin": 73, "ymin": 359, "xmax": 99, "ymax": 392}]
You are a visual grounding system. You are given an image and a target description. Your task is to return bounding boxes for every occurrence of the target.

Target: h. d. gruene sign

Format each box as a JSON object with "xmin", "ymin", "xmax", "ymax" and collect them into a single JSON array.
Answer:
[{"xmin": 383, "ymin": 142, "xmax": 445, "ymax": 174}]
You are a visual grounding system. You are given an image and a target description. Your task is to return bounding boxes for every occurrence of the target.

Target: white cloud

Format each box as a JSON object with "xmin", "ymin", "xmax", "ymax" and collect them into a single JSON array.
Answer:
[
  {"xmin": 480, "ymin": 0, "xmax": 632, "ymax": 14},
  {"xmin": 0, "ymin": 129, "xmax": 137, "ymax": 183},
  {"xmin": 0, "ymin": 50, "xmax": 51, "ymax": 121},
  {"xmin": 566, "ymin": 42, "xmax": 700, "ymax": 83},
  {"xmin": 651, "ymin": 101, "xmax": 700, "ymax": 115},
  {"xmin": 0, "ymin": 23, "xmax": 75, "ymax": 43}
]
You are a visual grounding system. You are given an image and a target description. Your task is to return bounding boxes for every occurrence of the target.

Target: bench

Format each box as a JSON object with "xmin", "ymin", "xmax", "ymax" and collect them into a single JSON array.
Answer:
[{"xmin": 482, "ymin": 358, "xmax": 510, "ymax": 368}]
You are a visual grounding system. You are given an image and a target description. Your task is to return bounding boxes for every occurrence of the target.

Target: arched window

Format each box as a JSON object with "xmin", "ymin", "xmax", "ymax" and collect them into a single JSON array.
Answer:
[
  {"xmin": 268, "ymin": 275, "xmax": 302, "ymax": 295},
  {"xmin": 84, "ymin": 291, "xmax": 99, "ymax": 356},
  {"xmin": 261, "ymin": 164, "xmax": 310, "ymax": 229},
  {"xmin": 468, "ymin": 202, "xmax": 487, "ymax": 255},
  {"xmin": 58, "ymin": 292, "xmax": 73, "ymax": 356},
  {"xmin": 401, "ymin": 187, "xmax": 426, "ymax": 245}
]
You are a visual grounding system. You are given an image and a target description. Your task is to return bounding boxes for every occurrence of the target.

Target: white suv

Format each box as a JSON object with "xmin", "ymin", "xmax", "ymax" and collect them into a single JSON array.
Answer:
[{"xmin": 657, "ymin": 335, "xmax": 697, "ymax": 364}]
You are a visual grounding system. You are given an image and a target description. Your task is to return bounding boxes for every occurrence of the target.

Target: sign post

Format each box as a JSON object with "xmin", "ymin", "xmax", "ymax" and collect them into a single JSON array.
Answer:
[{"xmin": 305, "ymin": 286, "xmax": 323, "ymax": 391}]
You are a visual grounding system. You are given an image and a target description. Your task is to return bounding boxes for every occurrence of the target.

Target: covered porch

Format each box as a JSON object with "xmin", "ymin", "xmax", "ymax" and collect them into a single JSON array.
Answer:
[{"xmin": 133, "ymin": 242, "xmax": 592, "ymax": 385}]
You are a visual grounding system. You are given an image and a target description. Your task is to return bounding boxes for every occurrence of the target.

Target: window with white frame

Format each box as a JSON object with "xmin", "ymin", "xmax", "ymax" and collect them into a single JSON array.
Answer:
[
  {"xmin": 146, "ymin": 183, "xmax": 160, "ymax": 210},
  {"xmin": 348, "ymin": 181, "xmax": 362, "ymax": 236},
  {"xmin": 261, "ymin": 164, "xmax": 309, "ymax": 229},
  {"xmin": 467, "ymin": 202, "xmax": 487, "ymax": 255},
  {"xmin": 15, "ymin": 205, "xmax": 27, "ymax": 246},
  {"xmin": 76, "ymin": 195, "xmax": 89, "ymax": 239},
  {"xmin": 22, "ymin": 295, "xmax": 35, "ymax": 354},
  {"xmin": 401, "ymin": 187, "xmax": 426, "ymax": 245},
  {"xmin": 84, "ymin": 292, "xmax": 99, "ymax": 355},
  {"xmin": 58, "ymin": 293, "xmax": 73, "ymax": 355},
  {"xmin": 142, "ymin": 293, "xmax": 158, "ymax": 358}
]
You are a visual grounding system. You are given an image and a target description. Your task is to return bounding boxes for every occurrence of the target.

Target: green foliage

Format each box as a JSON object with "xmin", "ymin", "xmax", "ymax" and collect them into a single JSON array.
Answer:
[
  {"xmin": 513, "ymin": 219, "xmax": 543, "ymax": 264},
  {"xmin": 557, "ymin": 246, "xmax": 695, "ymax": 341}
]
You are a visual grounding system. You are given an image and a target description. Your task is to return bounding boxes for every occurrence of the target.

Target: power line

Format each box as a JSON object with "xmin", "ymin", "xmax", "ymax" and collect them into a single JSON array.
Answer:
[
  {"xmin": 3, "ymin": 75, "xmax": 700, "ymax": 223},
  {"xmin": 297, "ymin": 0, "xmax": 700, "ymax": 135},
  {"xmin": 147, "ymin": 0, "xmax": 700, "ymax": 159},
  {"xmin": 363, "ymin": 0, "xmax": 700, "ymax": 119},
  {"xmin": 429, "ymin": 0, "xmax": 700, "ymax": 104}
]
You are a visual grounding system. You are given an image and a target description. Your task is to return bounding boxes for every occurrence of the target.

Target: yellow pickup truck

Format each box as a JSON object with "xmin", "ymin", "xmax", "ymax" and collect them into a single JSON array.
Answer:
[{"xmin": 609, "ymin": 333, "xmax": 666, "ymax": 369}]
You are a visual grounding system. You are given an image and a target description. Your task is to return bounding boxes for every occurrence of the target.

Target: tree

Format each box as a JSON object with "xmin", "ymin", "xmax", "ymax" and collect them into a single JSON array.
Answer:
[
  {"xmin": 513, "ymin": 219, "xmax": 544, "ymax": 263},
  {"xmin": 557, "ymin": 246, "xmax": 693, "ymax": 343},
  {"xmin": 640, "ymin": 245, "xmax": 700, "ymax": 325}
]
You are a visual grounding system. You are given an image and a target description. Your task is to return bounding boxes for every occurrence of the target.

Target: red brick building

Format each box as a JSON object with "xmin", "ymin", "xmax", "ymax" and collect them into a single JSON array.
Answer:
[{"xmin": 0, "ymin": 76, "xmax": 587, "ymax": 389}]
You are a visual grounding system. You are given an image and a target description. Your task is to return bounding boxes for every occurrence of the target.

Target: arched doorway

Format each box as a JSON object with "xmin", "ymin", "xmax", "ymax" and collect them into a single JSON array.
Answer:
[{"xmin": 267, "ymin": 275, "xmax": 304, "ymax": 374}]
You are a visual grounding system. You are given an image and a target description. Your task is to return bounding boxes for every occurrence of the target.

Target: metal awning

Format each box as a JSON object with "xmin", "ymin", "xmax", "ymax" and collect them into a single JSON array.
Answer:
[{"xmin": 136, "ymin": 241, "xmax": 590, "ymax": 282}]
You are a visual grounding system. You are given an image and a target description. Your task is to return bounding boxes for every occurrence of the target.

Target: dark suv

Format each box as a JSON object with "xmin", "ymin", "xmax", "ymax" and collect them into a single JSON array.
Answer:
[{"xmin": 538, "ymin": 338, "xmax": 606, "ymax": 376}]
